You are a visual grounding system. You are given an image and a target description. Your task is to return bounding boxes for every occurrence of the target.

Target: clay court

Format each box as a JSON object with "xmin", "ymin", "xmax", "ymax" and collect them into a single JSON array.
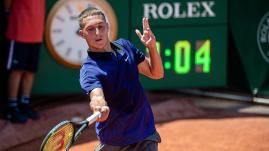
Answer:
[{"xmin": 1, "ymin": 92, "xmax": 269, "ymax": 151}]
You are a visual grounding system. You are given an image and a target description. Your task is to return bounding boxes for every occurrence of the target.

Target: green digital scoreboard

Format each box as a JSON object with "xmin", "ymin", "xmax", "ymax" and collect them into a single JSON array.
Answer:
[{"xmin": 130, "ymin": 0, "xmax": 227, "ymax": 89}]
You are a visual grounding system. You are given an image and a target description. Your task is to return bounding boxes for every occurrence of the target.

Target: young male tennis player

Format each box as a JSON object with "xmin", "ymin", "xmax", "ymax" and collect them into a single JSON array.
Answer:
[{"xmin": 79, "ymin": 7, "xmax": 163, "ymax": 151}]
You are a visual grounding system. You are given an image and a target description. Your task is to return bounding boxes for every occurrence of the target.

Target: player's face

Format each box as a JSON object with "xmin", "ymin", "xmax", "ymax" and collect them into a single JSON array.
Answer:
[{"xmin": 80, "ymin": 15, "xmax": 109, "ymax": 51}]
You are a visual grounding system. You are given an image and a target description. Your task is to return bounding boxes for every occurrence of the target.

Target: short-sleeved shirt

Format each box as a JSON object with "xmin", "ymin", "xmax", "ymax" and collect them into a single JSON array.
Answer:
[
  {"xmin": 80, "ymin": 38, "xmax": 156, "ymax": 146},
  {"xmin": 6, "ymin": 0, "xmax": 45, "ymax": 42}
]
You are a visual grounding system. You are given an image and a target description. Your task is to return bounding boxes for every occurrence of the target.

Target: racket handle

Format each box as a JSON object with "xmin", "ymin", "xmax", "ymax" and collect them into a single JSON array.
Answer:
[{"xmin": 86, "ymin": 111, "xmax": 101, "ymax": 125}]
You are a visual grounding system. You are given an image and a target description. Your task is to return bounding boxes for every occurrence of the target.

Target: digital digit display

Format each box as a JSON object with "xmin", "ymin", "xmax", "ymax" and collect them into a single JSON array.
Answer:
[
  {"xmin": 131, "ymin": 26, "xmax": 227, "ymax": 89},
  {"xmin": 149, "ymin": 40, "xmax": 211, "ymax": 75},
  {"xmin": 146, "ymin": 39, "xmax": 211, "ymax": 75}
]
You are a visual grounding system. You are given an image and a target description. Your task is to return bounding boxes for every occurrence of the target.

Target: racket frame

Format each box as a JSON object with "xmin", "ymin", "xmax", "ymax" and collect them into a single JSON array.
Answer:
[{"xmin": 40, "ymin": 111, "xmax": 101, "ymax": 151}]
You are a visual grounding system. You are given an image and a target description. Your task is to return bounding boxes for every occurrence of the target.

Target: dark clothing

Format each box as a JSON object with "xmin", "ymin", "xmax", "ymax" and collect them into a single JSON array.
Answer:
[
  {"xmin": 80, "ymin": 38, "xmax": 157, "ymax": 146},
  {"xmin": 6, "ymin": 40, "xmax": 41, "ymax": 72},
  {"xmin": 94, "ymin": 131, "xmax": 161, "ymax": 151}
]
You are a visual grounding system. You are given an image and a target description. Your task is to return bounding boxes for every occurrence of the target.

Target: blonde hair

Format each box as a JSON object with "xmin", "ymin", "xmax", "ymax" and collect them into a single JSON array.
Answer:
[{"xmin": 78, "ymin": 7, "xmax": 106, "ymax": 29}]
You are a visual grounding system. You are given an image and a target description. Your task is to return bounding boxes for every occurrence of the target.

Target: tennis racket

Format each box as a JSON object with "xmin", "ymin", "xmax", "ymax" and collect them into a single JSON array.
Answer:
[{"xmin": 40, "ymin": 111, "xmax": 101, "ymax": 151}]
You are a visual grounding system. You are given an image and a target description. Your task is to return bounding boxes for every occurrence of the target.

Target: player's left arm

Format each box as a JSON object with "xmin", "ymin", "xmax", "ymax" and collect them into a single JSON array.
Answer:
[{"xmin": 135, "ymin": 17, "xmax": 164, "ymax": 79}]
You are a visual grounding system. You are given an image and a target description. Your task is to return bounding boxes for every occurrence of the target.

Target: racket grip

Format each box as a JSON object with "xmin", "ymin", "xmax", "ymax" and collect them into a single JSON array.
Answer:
[{"xmin": 86, "ymin": 111, "xmax": 101, "ymax": 125}]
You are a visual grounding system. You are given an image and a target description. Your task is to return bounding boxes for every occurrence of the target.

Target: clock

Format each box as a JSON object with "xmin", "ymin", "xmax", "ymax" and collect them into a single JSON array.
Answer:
[{"xmin": 45, "ymin": 0, "xmax": 118, "ymax": 68}]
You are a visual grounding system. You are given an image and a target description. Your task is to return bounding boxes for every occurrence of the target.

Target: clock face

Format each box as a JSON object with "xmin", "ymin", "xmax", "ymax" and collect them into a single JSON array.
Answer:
[{"xmin": 46, "ymin": 0, "xmax": 117, "ymax": 68}]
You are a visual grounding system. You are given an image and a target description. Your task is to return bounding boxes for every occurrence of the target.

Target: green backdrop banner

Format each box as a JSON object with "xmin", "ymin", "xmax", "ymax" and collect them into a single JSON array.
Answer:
[
  {"xmin": 229, "ymin": 0, "xmax": 269, "ymax": 95},
  {"xmin": 2, "ymin": 0, "xmax": 269, "ymax": 96}
]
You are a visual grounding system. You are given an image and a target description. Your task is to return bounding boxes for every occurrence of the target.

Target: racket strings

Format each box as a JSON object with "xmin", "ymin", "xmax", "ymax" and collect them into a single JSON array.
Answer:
[{"xmin": 43, "ymin": 123, "xmax": 74, "ymax": 151}]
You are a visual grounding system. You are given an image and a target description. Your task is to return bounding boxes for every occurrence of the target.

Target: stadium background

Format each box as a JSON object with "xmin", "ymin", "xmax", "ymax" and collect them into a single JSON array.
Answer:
[
  {"xmin": 0, "ymin": 0, "xmax": 269, "ymax": 151},
  {"xmin": 0, "ymin": 0, "xmax": 269, "ymax": 97}
]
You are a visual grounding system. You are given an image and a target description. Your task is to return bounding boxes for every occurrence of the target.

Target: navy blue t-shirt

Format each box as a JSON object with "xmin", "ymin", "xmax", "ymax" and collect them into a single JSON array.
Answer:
[{"xmin": 79, "ymin": 38, "xmax": 156, "ymax": 146}]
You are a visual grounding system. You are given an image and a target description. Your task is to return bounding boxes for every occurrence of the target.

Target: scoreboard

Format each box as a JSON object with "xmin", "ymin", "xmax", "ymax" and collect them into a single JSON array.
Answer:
[{"xmin": 130, "ymin": 0, "xmax": 227, "ymax": 89}]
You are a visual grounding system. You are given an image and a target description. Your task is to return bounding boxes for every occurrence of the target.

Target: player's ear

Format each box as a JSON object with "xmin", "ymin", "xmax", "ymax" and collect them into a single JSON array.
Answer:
[{"xmin": 79, "ymin": 30, "xmax": 85, "ymax": 38}]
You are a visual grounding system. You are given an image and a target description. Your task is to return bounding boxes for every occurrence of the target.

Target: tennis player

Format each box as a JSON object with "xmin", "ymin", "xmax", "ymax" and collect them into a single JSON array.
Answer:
[{"xmin": 79, "ymin": 7, "xmax": 163, "ymax": 151}]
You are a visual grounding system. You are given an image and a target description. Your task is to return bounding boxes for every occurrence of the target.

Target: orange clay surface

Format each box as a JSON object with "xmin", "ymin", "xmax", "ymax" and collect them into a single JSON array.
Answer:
[{"xmin": 1, "ymin": 93, "xmax": 269, "ymax": 151}]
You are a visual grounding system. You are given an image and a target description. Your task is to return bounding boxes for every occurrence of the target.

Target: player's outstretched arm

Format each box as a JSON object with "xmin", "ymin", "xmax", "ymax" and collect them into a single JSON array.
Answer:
[{"xmin": 89, "ymin": 88, "xmax": 110, "ymax": 122}]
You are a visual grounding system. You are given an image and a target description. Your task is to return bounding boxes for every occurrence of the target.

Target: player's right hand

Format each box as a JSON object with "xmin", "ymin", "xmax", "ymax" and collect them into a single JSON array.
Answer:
[{"xmin": 93, "ymin": 105, "xmax": 110, "ymax": 122}]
